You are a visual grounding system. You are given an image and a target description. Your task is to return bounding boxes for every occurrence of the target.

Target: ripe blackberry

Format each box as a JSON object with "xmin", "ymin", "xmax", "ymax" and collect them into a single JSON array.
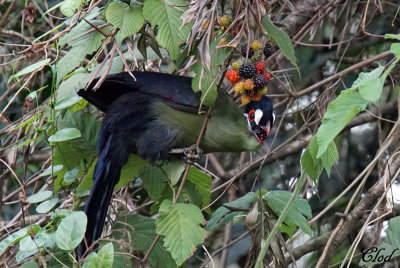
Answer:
[
  {"xmin": 239, "ymin": 63, "xmax": 256, "ymax": 79},
  {"xmin": 253, "ymin": 74, "xmax": 267, "ymax": 90},
  {"xmin": 263, "ymin": 42, "xmax": 275, "ymax": 58},
  {"xmin": 241, "ymin": 44, "xmax": 254, "ymax": 59}
]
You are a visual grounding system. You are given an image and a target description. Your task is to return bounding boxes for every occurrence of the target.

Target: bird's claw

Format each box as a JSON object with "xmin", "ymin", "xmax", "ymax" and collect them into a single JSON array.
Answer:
[
  {"xmin": 183, "ymin": 144, "xmax": 203, "ymax": 161},
  {"xmin": 169, "ymin": 144, "xmax": 203, "ymax": 162}
]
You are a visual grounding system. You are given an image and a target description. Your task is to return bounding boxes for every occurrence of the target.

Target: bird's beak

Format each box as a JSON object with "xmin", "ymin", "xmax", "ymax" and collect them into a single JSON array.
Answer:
[{"xmin": 252, "ymin": 121, "xmax": 271, "ymax": 146}]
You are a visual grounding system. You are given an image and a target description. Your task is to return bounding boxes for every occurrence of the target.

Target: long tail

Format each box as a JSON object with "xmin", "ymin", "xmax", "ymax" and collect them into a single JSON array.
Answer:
[{"xmin": 77, "ymin": 134, "xmax": 128, "ymax": 258}]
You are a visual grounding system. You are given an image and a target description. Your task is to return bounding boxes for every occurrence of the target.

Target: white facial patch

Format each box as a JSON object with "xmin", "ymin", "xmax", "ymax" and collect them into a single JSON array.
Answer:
[
  {"xmin": 272, "ymin": 113, "xmax": 275, "ymax": 124},
  {"xmin": 254, "ymin": 109, "xmax": 263, "ymax": 125}
]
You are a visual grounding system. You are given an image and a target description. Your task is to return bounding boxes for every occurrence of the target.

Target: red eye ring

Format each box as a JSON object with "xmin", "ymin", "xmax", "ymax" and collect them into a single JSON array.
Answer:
[{"xmin": 248, "ymin": 110, "xmax": 255, "ymax": 122}]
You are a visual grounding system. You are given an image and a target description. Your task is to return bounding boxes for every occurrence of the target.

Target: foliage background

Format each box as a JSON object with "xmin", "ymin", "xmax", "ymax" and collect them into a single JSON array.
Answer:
[{"xmin": 0, "ymin": 0, "xmax": 400, "ymax": 267}]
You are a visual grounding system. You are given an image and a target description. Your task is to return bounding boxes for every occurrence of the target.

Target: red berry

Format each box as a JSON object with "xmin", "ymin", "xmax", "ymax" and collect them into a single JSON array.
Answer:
[
  {"xmin": 263, "ymin": 72, "xmax": 271, "ymax": 81},
  {"xmin": 254, "ymin": 62, "xmax": 265, "ymax": 74},
  {"xmin": 226, "ymin": 69, "xmax": 240, "ymax": 84}
]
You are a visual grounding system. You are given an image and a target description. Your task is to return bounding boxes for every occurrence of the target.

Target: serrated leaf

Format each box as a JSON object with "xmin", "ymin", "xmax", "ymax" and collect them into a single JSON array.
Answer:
[
  {"xmin": 301, "ymin": 148, "xmax": 322, "ymax": 181},
  {"xmin": 320, "ymin": 140, "xmax": 338, "ymax": 177},
  {"xmin": 391, "ymin": 43, "xmax": 400, "ymax": 59},
  {"xmin": 206, "ymin": 192, "xmax": 256, "ymax": 230},
  {"xmin": 106, "ymin": 2, "xmax": 144, "ymax": 45},
  {"xmin": 264, "ymin": 190, "xmax": 312, "ymax": 235},
  {"xmin": 60, "ymin": 0, "xmax": 81, "ymax": 17},
  {"xmin": 316, "ymin": 90, "xmax": 368, "ymax": 157},
  {"xmin": 143, "ymin": 0, "xmax": 192, "ymax": 60},
  {"xmin": 26, "ymin": 190, "xmax": 53, "ymax": 204},
  {"xmin": 350, "ymin": 65, "xmax": 384, "ymax": 89},
  {"xmin": 112, "ymin": 214, "xmax": 176, "ymax": 268},
  {"xmin": 156, "ymin": 200, "xmax": 207, "ymax": 265},
  {"xmin": 8, "ymin": 59, "xmax": 50, "ymax": 83},
  {"xmin": 140, "ymin": 163, "xmax": 167, "ymax": 201},
  {"xmin": 262, "ymin": 15, "xmax": 297, "ymax": 67},
  {"xmin": 187, "ymin": 167, "xmax": 211, "ymax": 213},
  {"xmin": 56, "ymin": 48, "xmax": 87, "ymax": 85},
  {"xmin": 97, "ymin": 242, "xmax": 114, "ymax": 267},
  {"xmin": 36, "ymin": 197, "xmax": 59, "ymax": 213},
  {"xmin": 48, "ymin": 128, "xmax": 81, "ymax": 143},
  {"xmin": 191, "ymin": 41, "xmax": 233, "ymax": 107},
  {"xmin": 56, "ymin": 211, "xmax": 87, "ymax": 250}
]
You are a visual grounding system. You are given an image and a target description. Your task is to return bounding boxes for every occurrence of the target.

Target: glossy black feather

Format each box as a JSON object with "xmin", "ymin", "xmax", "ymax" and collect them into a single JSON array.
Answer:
[{"xmin": 78, "ymin": 71, "xmax": 205, "ymax": 113}]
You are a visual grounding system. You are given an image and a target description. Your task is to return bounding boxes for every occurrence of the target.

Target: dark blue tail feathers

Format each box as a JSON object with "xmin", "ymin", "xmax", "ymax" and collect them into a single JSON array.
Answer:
[{"xmin": 77, "ymin": 134, "xmax": 128, "ymax": 258}]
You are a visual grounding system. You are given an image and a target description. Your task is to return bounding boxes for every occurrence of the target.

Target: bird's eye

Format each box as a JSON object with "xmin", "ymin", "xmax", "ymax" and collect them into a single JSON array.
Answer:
[{"xmin": 248, "ymin": 110, "xmax": 255, "ymax": 121}]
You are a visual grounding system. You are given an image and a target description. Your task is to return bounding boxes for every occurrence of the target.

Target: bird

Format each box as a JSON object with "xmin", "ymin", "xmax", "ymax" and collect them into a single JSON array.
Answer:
[{"xmin": 76, "ymin": 71, "xmax": 274, "ymax": 258}]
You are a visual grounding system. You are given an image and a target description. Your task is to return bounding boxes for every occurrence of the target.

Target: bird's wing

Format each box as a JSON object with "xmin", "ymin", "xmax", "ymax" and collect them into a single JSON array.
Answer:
[{"xmin": 78, "ymin": 71, "xmax": 206, "ymax": 113}]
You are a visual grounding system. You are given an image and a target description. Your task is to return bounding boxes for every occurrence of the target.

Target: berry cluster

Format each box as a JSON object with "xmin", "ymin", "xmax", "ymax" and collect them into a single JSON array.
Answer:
[
  {"xmin": 225, "ymin": 60, "xmax": 271, "ymax": 105},
  {"xmin": 240, "ymin": 41, "xmax": 276, "ymax": 60}
]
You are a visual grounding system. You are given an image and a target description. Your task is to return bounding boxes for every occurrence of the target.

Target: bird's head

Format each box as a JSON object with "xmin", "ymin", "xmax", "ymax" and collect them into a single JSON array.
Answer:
[{"xmin": 244, "ymin": 96, "xmax": 274, "ymax": 146}]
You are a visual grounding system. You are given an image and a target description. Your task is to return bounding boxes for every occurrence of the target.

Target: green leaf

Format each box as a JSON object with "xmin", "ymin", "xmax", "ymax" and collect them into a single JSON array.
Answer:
[
  {"xmin": 156, "ymin": 200, "xmax": 207, "ymax": 265},
  {"xmin": 112, "ymin": 214, "xmax": 176, "ymax": 268},
  {"xmin": 19, "ymin": 236, "xmax": 38, "ymax": 252},
  {"xmin": 48, "ymin": 128, "xmax": 81, "ymax": 143},
  {"xmin": 264, "ymin": 190, "xmax": 312, "ymax": 235},
  {"xmin": 18, "ymin": 261, "xmax": 38, "ymax": 268},
  {"xmin": 115, "ymin": 155, "xmax": 147, "ymax": 189},
  {"xmin": 56, "ymin": 73, "xmax": 92, "ymax": 104},
  {"xmin": 206, "ymin": 192, "xmax": 256, "ymax": 230},
  {"xmin": 106, "ymin": 2, "xmax": 144, "ymax": 45},
  {"xmin": 161, "ymin": 161, "xmax": 185, "ymax": 186},
  {"xmin": 187, "ymin": 167, "xmax": 211, "ymax": 213},
  {"xmin": 350, "ymin": 65, "xmax": 384, "ymax": 102},
  {"xmin": 26, "ymin": 190, "xmax": 53, "ymax": 204},
  {"xmin": 320, "ymin": 140, "xmax": 339, "ymax": 177},
  {"xmin": 55, "ymin": 95, "xmax": 83, "ymax": 110},
  {"xmin": 391, "ymin": 43, "xmax": 400, "ymax": 59},
  {"xmin": 191, "ymin": 41, "xmax": 233, "ymax": 107},
  {"xmin": 350, "ymin": 65, "xmax": 384, "ymax": 89},
  {"xmin": 39, "ymin": 165, "xmax": 63, "ymax": 177},
  {"xmin": 386, "ymin": 216, "xmax": 400, "ymax": 249},
  {"xmin": 97, "ymin": 242, "xmax": 114, "ymax": 267},
  {"xmin": 82, "ymin": 252, "xmax": 99, "ymax": 268},
  {"xmin": 8, "ymin": 59, "xmax": 51, "ymax": 82},
  {"xmin": 143, "ymin": 0, "xmax": 192, "ymax": 60},
  {"xmin": 140, "ymin": 163, "xmax": 168, "ymax": 201},
  {"xmin": 64, "ymin": 167, "xmax": 80, "ymax": 183},
  {"xmin": 60, "ymin": 0, "xmax": 81, "ymax": 17},
  {"xmin": 385, "ymin": 33, "xmax": 400, "ymax": 40},
  {"xmin": 301, "ymin": 147, "xmax": 322, "ymax": 181},
  {"xmin": 0, "ymin": 226, "xmax": 39, "ymax": 254},
  {"xmin": 56, "ymin": 211, "xmax": 87, "ymax": 250},
  {"xmin": 316, "ymin": 89, "xmax": 368, "ymax": 157},
  {"xmin": 56, "ymin": 47, "xmax": 87, "ymax": 85},
  {"xmin": 262, "ymin": 15, "xmax": 297, "ymax": 67},
  {"xmin": 36, "ymin": 197, "xmax": 59, "ymax": 213}
]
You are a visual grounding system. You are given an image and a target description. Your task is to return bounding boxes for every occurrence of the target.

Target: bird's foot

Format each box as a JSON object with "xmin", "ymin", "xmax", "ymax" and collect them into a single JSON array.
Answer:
[{"xmin": 169, "ymin": 144, "xmax": 203, "ymax": 162}]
